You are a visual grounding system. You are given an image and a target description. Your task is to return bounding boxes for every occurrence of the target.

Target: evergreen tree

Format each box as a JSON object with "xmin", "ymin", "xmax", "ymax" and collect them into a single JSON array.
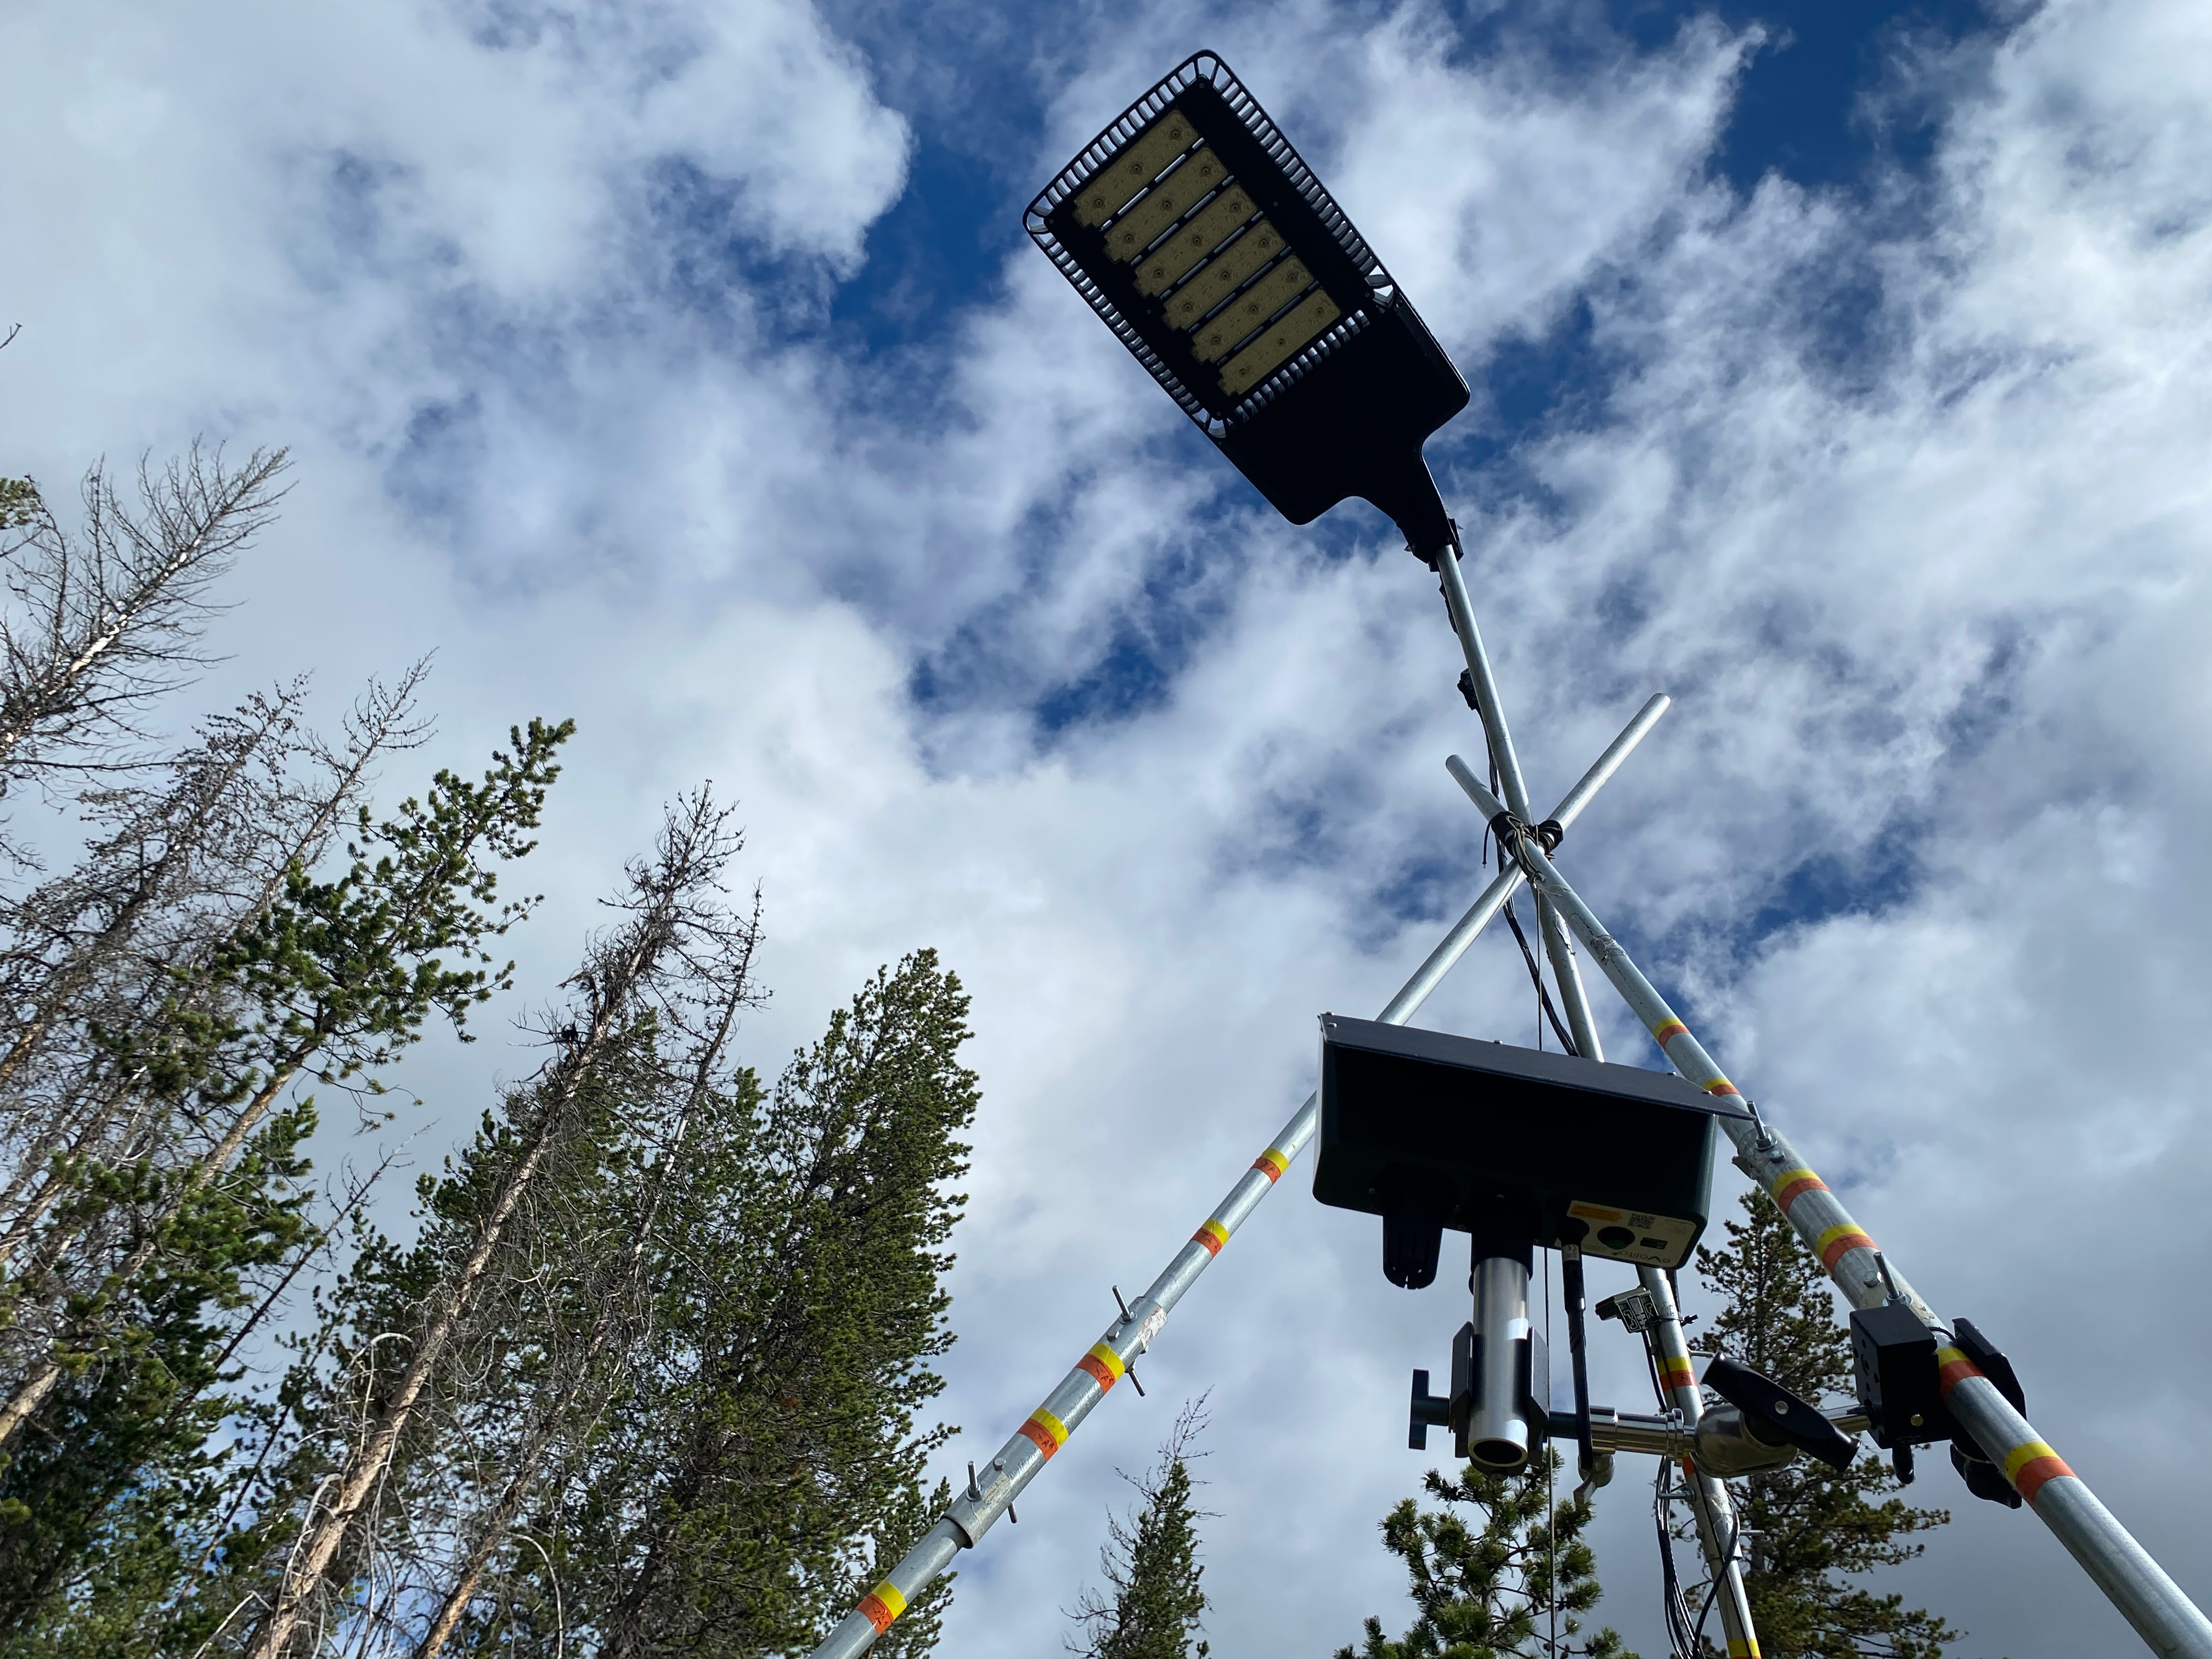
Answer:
[
  {"xmin": 1340, "ymin": 1452, "xmax": 1631, "ymax": 1659},
  {"xmin": 1068, "ymin": 1401, "xmax": 1211, "ymax": 1659},
  {"xmin": 0, "ymin": 712, "xmax": 567, "ymax": 1655},
  {"xmin": 233, "ymin": 778, "xmax": 701, "ymax": 1659},
  {"xmin": 1691, "ymin": 1189, "xmax": 1954, "ymax": 1659},
  {"xmin": 462, "ymin": 949, "xmax": 979, "ymax": 1659}
]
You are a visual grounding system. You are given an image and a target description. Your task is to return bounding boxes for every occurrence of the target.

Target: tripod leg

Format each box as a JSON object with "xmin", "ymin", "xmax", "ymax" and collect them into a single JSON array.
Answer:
[
  {"xmin": 806, "ymin": 709, "xmax": 1673, "ymax": 1659},
  {"xmin": 1448, "ymin": 761, "xmax": 2212, "ymax": 1659},
  {"xmin": 1641, "ymin": 1267, "xmax": 1761, "ymax": 1659}
]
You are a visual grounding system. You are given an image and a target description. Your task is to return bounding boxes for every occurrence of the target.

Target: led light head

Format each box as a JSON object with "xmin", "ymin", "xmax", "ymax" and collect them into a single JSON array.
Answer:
[{"xmin": 1027, "ymin": 51, "xmax": 1470, "ymax": 557}]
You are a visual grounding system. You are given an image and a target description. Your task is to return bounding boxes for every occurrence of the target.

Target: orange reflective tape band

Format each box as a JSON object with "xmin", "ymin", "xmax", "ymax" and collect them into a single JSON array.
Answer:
[
  {"xmin": 858, "ymin": 1581, "xmax": 906, "ymax": 1633},
  {"xmin": 1652, "ymin": 1018, "xmax": 1689, "ymax": 1045},
  {"xmin": 2005, "ymin": 1440, "xmax": 2074, "ymax": 1504},
  {"xmin": 1252, "ymin": 1147, "xmax": 1291, "ymax": 1183},
  {"xmin": 1078, "ymin": 1342, "xmax": 1126, "ymax": 1390},
  {"xmin": 1816, "ymin": 1223, "xmax": 1877, "ymax": 1270},
  {"xmin": 1193, "ymin": 1219, "xmax": 1231, "ymax": 1256},
  {"xmin": 1660, "ymin": 1358, "xmax": 1696, "ymax": 1392},
  {"xmin": 1702, "ymin": 1076, "xmax": 1741, "ymax": 1097},
  {"xmin": 1935, "ymin": 1345, "xmax": 1983, "ymax": 1398},
  {"xmin": 1019, "ymin": 1407, "xmax": 1071, "ymax": 1458},
  {"xmin": 1771, "ymin": 1167, "xmax": 1827, "ymax": 1212}
]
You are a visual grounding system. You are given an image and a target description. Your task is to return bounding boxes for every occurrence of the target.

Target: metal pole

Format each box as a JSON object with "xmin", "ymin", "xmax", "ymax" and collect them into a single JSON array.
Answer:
[
  {"xmin": 1434, "ymin": 538, "xmax": 1533, "ymax": 822},
  {"xmin": 1536, "ymin": 894, "xmax": 1602, "ymax": 1060},
  {"xmin": 806, "ymin": 703, "xmax": 1671, "ymax": 1659},
  {"xmin": 1539, "ymin": 695, "xmax": 1672, "ymax": 1070},
  {"xmin": 1641, "ymin": 1266, "xmax": 1759, "ymax": 1658},
  {"xmin": 1447, "ymin": 759, "xmax": 2212, "ymax": 1659}
]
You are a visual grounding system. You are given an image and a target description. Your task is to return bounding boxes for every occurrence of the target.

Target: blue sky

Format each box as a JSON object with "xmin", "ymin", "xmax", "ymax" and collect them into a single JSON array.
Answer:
[{"xmin": 9, "ymin": 2, "xmax": 2212, "ymax": 1655}]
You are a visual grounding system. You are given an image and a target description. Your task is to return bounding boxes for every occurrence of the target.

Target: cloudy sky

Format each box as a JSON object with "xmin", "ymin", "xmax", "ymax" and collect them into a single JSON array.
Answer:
[{"xmin": 7, "ymin": 1, "xmax": 2212, "ymax": 1653}]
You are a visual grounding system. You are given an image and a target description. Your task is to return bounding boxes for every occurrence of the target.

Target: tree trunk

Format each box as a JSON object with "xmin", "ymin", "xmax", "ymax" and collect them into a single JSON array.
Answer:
[{"xmin": 246, "ymin": 927, "xmax": 665, "ymax": 1659}]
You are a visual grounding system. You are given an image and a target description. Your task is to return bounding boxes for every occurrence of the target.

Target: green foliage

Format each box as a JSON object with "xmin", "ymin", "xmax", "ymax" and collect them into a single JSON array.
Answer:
[
  {"xmin": 0, "ymin": 478, "xmax": 36, "ymax": 532},
  {"xmin": 128, "ymin": 715, "xmax": 573, "ymax": 1105},
  {"xmin": 574, "ymin": 947, "xmax": 979, "ymax": 1658},
  {"xmin": 1693, "ymin": 1189, "xmax": 1955, "ymax": 1659},
  {"xmin": 1341, "ymin": 1453, "xmax": 1632, "ymax": 1659},
  {"xmin": 0, "ymin": 722, "xmax": 571, "ymax": 1654},
  {"xmin": 1069, "ymin": 1404, "xmax": 1211, "ymax": 1659},
  {"xmin": 0, "ymin": 1104, "xmax": 317, "ymax": 1657}
]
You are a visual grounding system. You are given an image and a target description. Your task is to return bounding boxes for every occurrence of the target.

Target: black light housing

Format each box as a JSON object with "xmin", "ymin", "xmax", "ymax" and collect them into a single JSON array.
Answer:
[
  {"xmin": 1026, "ymin": 52, "xmax": 1471, "ymax": 557},
  {"xmin": 1313, "ymin": 1015, "xmax": 1748, "ymax": 1286}
]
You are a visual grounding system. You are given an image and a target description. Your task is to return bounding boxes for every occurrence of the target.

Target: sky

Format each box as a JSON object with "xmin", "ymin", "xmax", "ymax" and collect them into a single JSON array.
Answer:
[{"xmin": 5, "ymin": 1, "xmax": 2212, "ymax": 1654}]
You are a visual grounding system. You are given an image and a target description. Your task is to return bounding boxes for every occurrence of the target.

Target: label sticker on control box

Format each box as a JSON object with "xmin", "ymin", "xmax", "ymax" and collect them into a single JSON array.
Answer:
[{"xmin": 1568, "ymin": 1200, "xmax": 1699, "ymax": 1267}]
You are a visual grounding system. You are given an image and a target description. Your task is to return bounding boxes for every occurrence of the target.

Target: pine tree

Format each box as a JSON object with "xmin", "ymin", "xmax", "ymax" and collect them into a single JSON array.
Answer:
[
  {"xmin": 456, "ymin": 949, "xmax": 978, "ymax": 1659},
  {"xmin": 233, "ymin": 779, "xmax": 705, "ymax": 1659},
  {"xmin": 1340, "ymin": 1452, "xmax": 1632, "ymax": 1659},
  {"xmin": 0, "ymin": 712, "xmax": 567, "ymax": 1655},
  {"xmin": 1068, "ymin": 1401, "xmax": 1211, "ymax": 1659},
  {"xmin": 0, "ymin": 446, "xmax": 289, "ymax": 804},
  {"xmin": 1691, "ymin": 1189, "xmax": 1954, "ymax": 1659}
]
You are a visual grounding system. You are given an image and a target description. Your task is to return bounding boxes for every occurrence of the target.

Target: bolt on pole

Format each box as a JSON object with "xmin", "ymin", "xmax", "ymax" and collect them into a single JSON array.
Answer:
[
  {"xmin": 805, "ymin": 702, "xmax": 1672, "ymax": 1659},
  {"xmin": 1448, "ymin": 758, "xmax": 2212, "ymax": 1659}
]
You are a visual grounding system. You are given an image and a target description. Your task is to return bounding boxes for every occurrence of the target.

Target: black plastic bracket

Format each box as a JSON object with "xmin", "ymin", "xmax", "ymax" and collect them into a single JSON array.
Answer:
[{"xmin": 1703, "ymin": 1354, "xmax": 1858, "ymax": 1471}]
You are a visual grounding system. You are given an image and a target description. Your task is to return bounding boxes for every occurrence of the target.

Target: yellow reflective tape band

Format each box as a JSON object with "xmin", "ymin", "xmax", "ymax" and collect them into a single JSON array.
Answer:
[
  {"xmin": 1193, "ymin": 1218, "xmax": 1231, "ymax": 1255},
  {"xmin": 1771, "ymin": 1168, "xmax": 1826, "ymax": 1211},
  {"xmin": 1086, "ymin": 1341, "xmax": 1127, "ymax": 1380},
  {"xmin": 2004, "ymin": 1440, "xmax": 2059, "ymax": 1481},
  {"xmin": 1652, "ymin": 1017, "xmax": 1689, "ymax": 1044},
  {"xmin": 1726, "ymin": 1639, "xmax": 1760, "ymax": 1657},
  {"xmin": 1660, "ymin": 1358, "xmax": 1696, "ymax": 1390},
  {"xmin": 1031, "ymin": 1407, "xmax": 1070, "ymax": 1447},
  {"xmin": 858, "ymin": 1581, "xmax": 906, "ymax": 1632}
]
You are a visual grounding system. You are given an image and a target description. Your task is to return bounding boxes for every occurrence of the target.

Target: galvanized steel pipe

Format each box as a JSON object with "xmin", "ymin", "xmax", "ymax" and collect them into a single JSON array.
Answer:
[
  {"xmin": 1447, "ymin": 759, "xmax": 2212, "ymax": 1659},
  {"xmin": 803, "ymin": 702, "xmax": 1671, "ymax": 1659},
  {"xmin": 1641, "ymin": 1265, "xmax": 1760, "ymax": 1658}
]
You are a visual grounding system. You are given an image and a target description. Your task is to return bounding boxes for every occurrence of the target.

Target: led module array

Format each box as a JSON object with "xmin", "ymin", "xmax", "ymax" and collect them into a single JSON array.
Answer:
[
  {"xmin": 1028, "ymin": 51, "xmax": 1469, "ymax": 553},
  {"xmin": 1074, "ymin": 106, "xmax": 1342, "ymax": 402}
]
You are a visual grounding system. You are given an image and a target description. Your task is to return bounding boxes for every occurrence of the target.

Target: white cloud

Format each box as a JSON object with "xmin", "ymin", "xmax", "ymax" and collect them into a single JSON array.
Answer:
[{"xmin": 5, "ymin": 1, "xmax": 2212, "ymax": 1655}]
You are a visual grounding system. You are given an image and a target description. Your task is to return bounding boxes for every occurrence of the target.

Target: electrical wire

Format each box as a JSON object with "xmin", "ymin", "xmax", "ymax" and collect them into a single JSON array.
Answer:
[
  {"xmin": 1544, "ymin": 1249, "xmax": 1557, "ymax": 1659},
  {"xmin": 1690, "ymin": 1506, "xmax": 1743, "ymax": 1657},
  {"xmin": 1654, "ymin": 1458, "xmax": 1699, "ymax": 1658},
  {"xmin": 1501, "ymin": 896, "xmax": 1579, "ymax": 1056}
]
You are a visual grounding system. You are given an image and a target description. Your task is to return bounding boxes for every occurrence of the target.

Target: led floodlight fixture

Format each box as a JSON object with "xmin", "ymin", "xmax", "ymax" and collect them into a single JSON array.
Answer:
[{"xmin": 1027, "ymin": 51, "xmax": 1470, "ymax": 555}]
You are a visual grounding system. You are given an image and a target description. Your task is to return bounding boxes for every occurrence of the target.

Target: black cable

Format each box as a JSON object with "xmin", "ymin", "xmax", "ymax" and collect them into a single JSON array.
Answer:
[
  {"xmin": 1501, "ymin": 895, "xmax": 1579, "ymax": 1056},
  {"xmin": 1654, "ymin": 1460, "xmax": 1697, "ymax": 1658},
  {"xmin": 1691, "ymin": 1508, "xmax": 1743, "ymax": 1656},
  {"xmin": 1561, "ymin": 1244, "xmax": 1594, "ymax": 1478}
]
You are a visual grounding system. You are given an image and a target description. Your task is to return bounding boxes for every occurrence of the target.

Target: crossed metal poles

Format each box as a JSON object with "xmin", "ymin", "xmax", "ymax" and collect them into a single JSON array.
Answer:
[
  {"xmin": 810, "ymin": 689, "xmax": 1671, "ymax": 1659},
  {"xmin": 1432, "ymin": 520, "xmax": 2212, "ymax": 1658},
  {"xmin": 815, "ymin": 535, "xmax": 2212, "ymax": 1659}
]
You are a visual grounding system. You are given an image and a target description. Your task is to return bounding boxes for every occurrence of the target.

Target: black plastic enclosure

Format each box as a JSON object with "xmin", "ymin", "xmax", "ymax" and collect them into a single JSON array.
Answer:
[
  {"xmin": 1026, "ymin": 52, "xmax": 1470, "ymax": 555},
  {"xmin": 1850, "ymin": 1302, "xmax": 1952, "ymax": 1448},
  {"xmin": 1313, "ymin": 1015, "xmax": 1746, "ymax": 1280}
]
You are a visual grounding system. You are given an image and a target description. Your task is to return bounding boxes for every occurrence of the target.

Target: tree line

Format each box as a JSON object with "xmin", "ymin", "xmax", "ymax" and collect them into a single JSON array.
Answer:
[
  {"xmin": 0, "ymin": 447, "xmax": 974, "ymax": 1656},
  {"xmin": 0, "ymin": 443, "xmax": 1961, "ymax": 1659}
]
